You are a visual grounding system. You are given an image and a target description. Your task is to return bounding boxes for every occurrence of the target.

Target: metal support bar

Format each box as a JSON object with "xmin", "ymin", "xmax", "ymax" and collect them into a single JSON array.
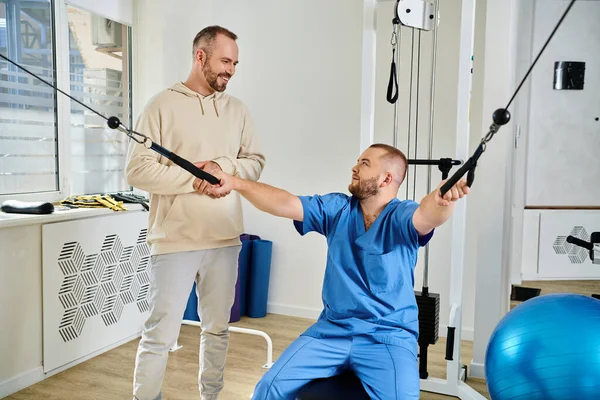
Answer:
[{"xmin": 170, "ymin": 319, "xmax": 274, "ymax": 369}]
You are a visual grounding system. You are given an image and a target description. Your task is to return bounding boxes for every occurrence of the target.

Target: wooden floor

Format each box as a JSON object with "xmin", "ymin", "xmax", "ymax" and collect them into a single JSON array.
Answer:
[
  {"xmin": 7, "ymin": 314, "xmax": 489, "ymax": 400},
  {"xmin": 511, "ymin": 279, "xmax": 600, "ymax": 309},
  {"xmin": 521, "ymin": 279, "xmax": 600, "ymax": 297},
  {"xmin": 14, "ymin": 279, "xmax": 592, "ymax": 399}
]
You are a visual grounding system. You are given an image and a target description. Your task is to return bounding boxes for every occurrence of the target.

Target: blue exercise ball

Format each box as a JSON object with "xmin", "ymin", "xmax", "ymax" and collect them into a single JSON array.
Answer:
[{"xmin": 485, "ymin": 293, "xmax": 600, "ymax": 400}]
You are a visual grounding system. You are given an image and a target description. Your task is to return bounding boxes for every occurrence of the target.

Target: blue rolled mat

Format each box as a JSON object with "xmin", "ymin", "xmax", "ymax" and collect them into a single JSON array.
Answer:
[
  {"xmin": 229, "ymin": 275, "xmax": 241, "ymax": 323},
  {"xmin": 231, "ymin": 237, "xmax": 250, "ymax": 321},
  {"xmin": 232, "ymin": 234, "xmax": 262, "ymax": 321},
  {"xmin": 237, "ymin": 234, "xmax": 260, "ymax": 317},
  {"xmin": 247, "ymin": 239, "xmax": 273, "ymax": 318},
  {"xmin": 184, "ymin": 233, "xmax": 262, "ymax": 324},
  {"xmin": 183, "ymin": 282, "xmax": 200, "ymax": 321}
]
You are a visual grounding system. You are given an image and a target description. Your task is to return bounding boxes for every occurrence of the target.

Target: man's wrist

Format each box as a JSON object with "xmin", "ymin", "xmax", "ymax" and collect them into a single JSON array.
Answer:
[
  {"xmin": 211, "ymin": 157, "xmax": 234, "ymax": 175},
  {"xmin": 232, "ymin": 176, "xmax": 243, "ymax": 191}
]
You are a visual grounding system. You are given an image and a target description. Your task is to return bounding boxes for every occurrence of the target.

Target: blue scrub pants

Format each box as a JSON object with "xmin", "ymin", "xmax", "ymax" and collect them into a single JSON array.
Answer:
[{"xmin": 251, "ymin": 335, "xmax": 419, "ymax": 400}]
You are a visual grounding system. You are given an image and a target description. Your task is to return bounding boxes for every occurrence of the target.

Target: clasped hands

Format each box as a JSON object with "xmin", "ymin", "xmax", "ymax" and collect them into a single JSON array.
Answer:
[{"xmin": 192, "ymin": 161, "xmax": 231, "ymax": 199}]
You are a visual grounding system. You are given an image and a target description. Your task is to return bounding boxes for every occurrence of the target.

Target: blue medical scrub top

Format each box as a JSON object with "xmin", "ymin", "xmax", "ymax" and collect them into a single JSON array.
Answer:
[{"xmin": 293, "ymin": 193, "xmax": 433, "ymax": 353}]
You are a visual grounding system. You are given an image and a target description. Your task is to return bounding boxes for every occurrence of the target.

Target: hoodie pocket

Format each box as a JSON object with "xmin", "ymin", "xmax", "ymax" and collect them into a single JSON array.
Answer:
[{"xmin": 160, "ymin": 195, "xmax": 180, "ymax": 227}]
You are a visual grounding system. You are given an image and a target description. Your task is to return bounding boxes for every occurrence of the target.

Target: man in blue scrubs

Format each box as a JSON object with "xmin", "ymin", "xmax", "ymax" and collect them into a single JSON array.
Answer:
[{"xmin": 204, "ymin": 143, "xmax": 470, "ymax": 399}]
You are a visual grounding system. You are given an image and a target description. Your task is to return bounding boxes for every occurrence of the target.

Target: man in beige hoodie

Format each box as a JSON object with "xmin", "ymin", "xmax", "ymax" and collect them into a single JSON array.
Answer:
[{"xmin": 125, "ymin": 26, "xmax": 265, "ymax": 400}]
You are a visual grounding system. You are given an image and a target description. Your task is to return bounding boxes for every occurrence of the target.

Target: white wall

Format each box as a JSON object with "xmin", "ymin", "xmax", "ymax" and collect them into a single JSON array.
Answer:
[
  {"xmin": 471, "ymin": 0, "xmax": 520, "ymax": 378},
  {"xmin": 0, "ymin": 225, "xmax": 44, "ymax": 397},
  {"xmin": 133, "ymin": 0, "xmax": 213, "ymax": 118},
  {"xmin": 508, "ymin": 0, "xmax": 537, "ymax": 286},
  {"xmin": 212, "ymin": 0, "xmax": 365, "ymax": 317},
  {"xmin": 65, "ymin": 0, "xmax": 134, "ymax": 25},
  {"xmin": 510, "ymin": 0, "xmax": 600, "ymax": 283},
  {"xmin": 525, "ymin": 0, "xmax": 600, "ymax": 207}
]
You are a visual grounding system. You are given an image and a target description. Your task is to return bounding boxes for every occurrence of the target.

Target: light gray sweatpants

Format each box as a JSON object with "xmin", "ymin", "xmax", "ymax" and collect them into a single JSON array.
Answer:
[{"xmin": 133, "ymin": 245, "xmax": 241, "ymax": 400}]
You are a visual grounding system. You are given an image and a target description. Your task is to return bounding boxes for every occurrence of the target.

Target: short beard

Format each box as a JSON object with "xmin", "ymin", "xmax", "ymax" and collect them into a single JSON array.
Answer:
[
  {"xmin": 348, "ymin": 176, "xmax": 380, "ymax": 200},
  {"xmin": 203, "ymin": 56, "xmax": 230, "ymax": 92}
]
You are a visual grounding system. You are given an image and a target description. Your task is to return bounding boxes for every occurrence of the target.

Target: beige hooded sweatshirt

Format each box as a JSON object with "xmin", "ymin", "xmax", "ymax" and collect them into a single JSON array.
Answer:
[{"xmin": 125, "ymin": 82, "xmax": 265, "ymax": 255}]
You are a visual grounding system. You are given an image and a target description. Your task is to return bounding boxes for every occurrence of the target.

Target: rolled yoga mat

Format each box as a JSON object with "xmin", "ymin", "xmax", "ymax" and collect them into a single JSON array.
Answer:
[
  {"xmin": 230, "ymin": 234, "xmax": 260, "ymax": 322},
  {"xmin": 247, "ymin": 240, "xmax": 273, "ymax": 318},
  {"xmin": 183, "ymin": 282, "xmax": 200, "ymax": 321},
  {"xmin": 184, "ymin": 234, "xmax": 262, "ymax": 324}
]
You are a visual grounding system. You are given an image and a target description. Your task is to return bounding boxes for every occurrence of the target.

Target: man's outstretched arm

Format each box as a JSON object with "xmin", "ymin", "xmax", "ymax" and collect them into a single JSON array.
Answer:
[
  {"xmin": 201, "ymin": 171, "xmax": 304, "ymax": 221},
  {"xmin": 412, "ymin": 179, "xmax": 470, "ymax": 236}
]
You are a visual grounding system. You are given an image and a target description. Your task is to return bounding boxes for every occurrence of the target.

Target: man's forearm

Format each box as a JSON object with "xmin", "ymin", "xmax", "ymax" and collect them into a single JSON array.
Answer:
[
  {"xmin": 214, "ymin": 156, "xmax": 265, "ymax": 181},
  {"xmin": 233, "ymin": 177, "xmax": 303, "ymax": 221},
  {"xmin": 125, "ymin": 152, "xmax": 195, "ymax": 195},
  {"xmin": 236, "ymin": 156, "xmax": 266, "ymax": 181},
  {"xmin": 418, "ymin": 191, "xmax": 456, "ymax": 229}
]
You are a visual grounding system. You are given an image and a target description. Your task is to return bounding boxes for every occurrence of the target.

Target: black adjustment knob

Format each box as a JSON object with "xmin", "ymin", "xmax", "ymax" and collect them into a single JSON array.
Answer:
[
  {"xmin": 107, "ymin": 116, "xmax": 121, "ymax": 129},
  {"xmin": 492, "ymin": 108, "xmax": 511, "ymax": 126}
]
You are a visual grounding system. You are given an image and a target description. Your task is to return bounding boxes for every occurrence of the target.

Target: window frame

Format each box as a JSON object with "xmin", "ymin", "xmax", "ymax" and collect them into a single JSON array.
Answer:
[{"xmin": 0, "ymin": 0, "xmax": 134, "ymax": 204}]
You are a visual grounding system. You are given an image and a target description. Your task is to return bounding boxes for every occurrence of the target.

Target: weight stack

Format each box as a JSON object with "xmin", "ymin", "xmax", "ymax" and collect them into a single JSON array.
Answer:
[
  {"xmin": 415, "ymin": 290, "xmax": 440, "ymax": 345},
  {"xmin": 415, "ymin": 290, "xmax": 440, "ymax": 379}
]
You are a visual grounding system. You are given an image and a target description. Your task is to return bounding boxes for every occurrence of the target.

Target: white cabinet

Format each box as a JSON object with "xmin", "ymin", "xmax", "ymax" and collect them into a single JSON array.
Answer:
[{"xmin": 521, "ymin": 210, "xmax": 600, "ymax": 280}]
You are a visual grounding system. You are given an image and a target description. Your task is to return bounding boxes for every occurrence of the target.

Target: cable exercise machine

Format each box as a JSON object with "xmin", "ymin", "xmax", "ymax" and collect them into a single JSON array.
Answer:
[
  {"xmin": 383, "ymin": 0, "xmax": 473, "ymax": 391},
  {"xmin": 377, "ymin": 0, "xmax": 577, "ymax": 398}
]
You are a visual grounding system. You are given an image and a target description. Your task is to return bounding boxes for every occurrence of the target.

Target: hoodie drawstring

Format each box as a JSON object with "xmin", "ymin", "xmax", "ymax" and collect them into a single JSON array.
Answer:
[
  {"xmin": 198, "ymin": 97, "xmax": 205, "ymax": 115},
  {"xmin": 196, "ymin": 96, "xmax": 220, "ymax": 117},
  {"xmin": 170, "ymin": 83, "xmax": 221, "ymax": 117},
  {"xmin": 213, "ymin": 98, "xmax": 219, "ymax": 117}
]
